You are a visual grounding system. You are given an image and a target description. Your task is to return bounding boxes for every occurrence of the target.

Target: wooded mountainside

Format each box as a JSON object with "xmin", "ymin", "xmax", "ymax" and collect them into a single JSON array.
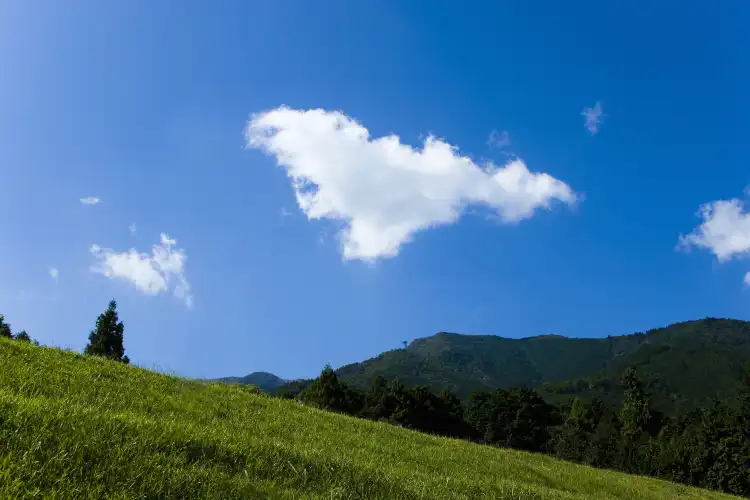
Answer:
[{"xmin": 226, "ymin": 319, "xmax": 750, "ymax": 414}]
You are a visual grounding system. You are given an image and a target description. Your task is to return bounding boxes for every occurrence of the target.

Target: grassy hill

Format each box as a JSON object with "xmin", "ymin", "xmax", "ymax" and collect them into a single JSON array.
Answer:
[
  {"xmin": 333, "ymin": 318, "xmax": 750, "ymax": 411},
  {"xmin": 0, "ymin": 338, "xmax": 736, "ymax": 499}
]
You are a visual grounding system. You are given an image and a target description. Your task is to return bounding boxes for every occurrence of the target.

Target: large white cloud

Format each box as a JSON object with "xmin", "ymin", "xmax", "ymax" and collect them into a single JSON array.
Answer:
[
  {"xmin": 245, "ymin": 107, "xmax": 579, "ymax": 260},
  {"xmin": 678, "ymin": 198, "xmax": 750, "ymax": 262},
  {"xmin": 90, "ymin": 233, "xmax": 193, "ymax": 307},
  {"xmin": 679, "ymin": 197, "xmax": 750, "ymax": 287}
]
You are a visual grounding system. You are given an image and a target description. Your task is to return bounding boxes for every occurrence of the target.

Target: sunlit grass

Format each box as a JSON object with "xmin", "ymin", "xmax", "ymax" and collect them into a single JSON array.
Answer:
[{"xmin": 0, "ymin": 339, "xmax": 737, "ymax": 499}]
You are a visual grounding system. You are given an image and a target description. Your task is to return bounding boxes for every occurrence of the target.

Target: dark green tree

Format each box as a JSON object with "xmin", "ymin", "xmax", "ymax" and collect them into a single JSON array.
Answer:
[
  {"xmin": 465, "ymin": 387, "xmax": 558, "ymax": 451},
  {"xmin": 359, "ymin": 375, "xmax": 391, "ymax": 420},
  {"xmin": 465, "ymin": 390, "xmax": 494, "ymax": 442},
  {"xmin": 14, "ymin": 330, "xmax": 31, "ymax": 343},
  {"xmin": 584, "ymin": 410, "xmax": 621, "ymax": 469},
  {"xmin": 503, "ymin": 387, "xmax": 560, "ymax": 451},
  {"xmin": 618, "ymin": 367, "xmax": 652, "ymax": 472},
  {"xmin": 434, "ymin": 389, "xmax": 474, "ymax": 439},
  {"xmin": 84, "ymin": 300, "xmax": 129, "ymax": 364},
  {"xmin": 300, "ymin": 365, "xmax": 362, "ymax": 414},
  {"xmin": 274, "ymin": 379, "xmax": 313, "ymax": 399},
  {"xmin": 620, "ymin": 368, "xmax": 650, "ymax": 433},
  {"xmin": 551, "ymin": 398, "xmax": 590, "ymax": 461},
  {"xmin": 0, "ymin": 314, "xmax": 12, "ymax": 339},
  {"xmin": 384, "ymin": 379, "xmax": 412, "ymax": 426}
]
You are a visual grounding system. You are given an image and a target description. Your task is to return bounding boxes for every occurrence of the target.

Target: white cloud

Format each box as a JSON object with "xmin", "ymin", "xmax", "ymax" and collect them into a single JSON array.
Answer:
[
  {"xmin": 280, "ymin": 207, "xmax": 293, "ymax": 217},
  {"xmin": 679, "ymin": 197, "xmax": 750, "ymax": 287},
  {"xmin": 80, "ymin": 196, "xmax": 102, "ymax": 205},
  {"xmin": 487, "ymin": 130, "xmax": 510, "ymax": 149},
  {"xmin": 245, "ymin": 107, "xmax": 578, "ymax": 261},
  {"xmin": 129, "ymin": 223, "xmax": 137, "ymax": 235},
  {"xmin": 49, "ymin": 268, "xmax": 59, "ymax": 281},
  {"xmin": 581, "ymin": 102, "xmax": 604, "ymax": 135},
  {"xmin": 678, "ymin": 198, "xmax": 750, "ymax": 262},
  {"xmin": 90, "ymin": 233, "xmax": 193, "ymax": 307}
]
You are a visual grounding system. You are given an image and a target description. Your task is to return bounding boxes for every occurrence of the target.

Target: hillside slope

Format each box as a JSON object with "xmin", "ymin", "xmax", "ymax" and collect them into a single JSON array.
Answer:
[
  {"xmin": 335, "ymin": 319, "xmax": 750, "ymax": 410},
  {"xmin": 0, "ymin": 339, "xmax": 735, "ymax": 499}
]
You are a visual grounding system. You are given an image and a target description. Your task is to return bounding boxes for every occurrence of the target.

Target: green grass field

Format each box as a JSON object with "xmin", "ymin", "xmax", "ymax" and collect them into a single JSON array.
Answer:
[{"xmin": 0, "ymin": 339, "xmax": 737, "ymax": 499}]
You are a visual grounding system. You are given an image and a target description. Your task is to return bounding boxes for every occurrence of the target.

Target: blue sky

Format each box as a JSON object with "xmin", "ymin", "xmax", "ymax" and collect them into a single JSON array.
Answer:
[{"xmin": 0, "ymin": 1, "xmax": 747, "ymax": 380}]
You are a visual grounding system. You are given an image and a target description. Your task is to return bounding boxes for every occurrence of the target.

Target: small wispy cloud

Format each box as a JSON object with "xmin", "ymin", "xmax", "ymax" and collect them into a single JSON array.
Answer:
[
  {"xmin": 581, "ymin": 101, "xmax": 604, "ymax": 135},
  {"xmin": 280, "ymin": 207, "xmax": 293, "ymax": 217},
  {"xmin": 49, "ymin": 267, "xmax": 59, "ymax": 282},
  {"xmin": 80, "ymin": 196, "xmax": 102, "ymax": 205},
  {"xmin": 90, "ymin": 233, "xmax": 193, "ymax": 308},
  {"xmin": 129, "ymin": 223, "xmax": 137, "ymax": 236},
  {"xmin": 487, "ymin": 130, "xmax": 510, "ymax": 150}
]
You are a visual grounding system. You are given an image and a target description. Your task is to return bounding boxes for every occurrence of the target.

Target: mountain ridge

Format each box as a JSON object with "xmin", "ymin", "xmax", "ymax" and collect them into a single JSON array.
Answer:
[
  {"xmin": 338, "ymin": 318, "xmax": 750, "ymax": 410},
  {"xmin": 227, "ymin": 318, "xmax": 750, "ymax": 412}
]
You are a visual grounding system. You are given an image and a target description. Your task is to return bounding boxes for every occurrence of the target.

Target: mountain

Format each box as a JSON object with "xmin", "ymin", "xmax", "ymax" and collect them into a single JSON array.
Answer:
[
  {"xmin": 215, "ymin": 371, "xmax": 285, "ymax": 392},
  {"xmin": 333, "ymin": 318, "xmax": 750, "ymax": 412}
]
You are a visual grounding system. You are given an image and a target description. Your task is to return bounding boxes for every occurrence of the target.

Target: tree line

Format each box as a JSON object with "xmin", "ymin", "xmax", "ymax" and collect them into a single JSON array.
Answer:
[
  {"xmin": 1, "ymin": 299, "xmax": 129, "ymax": 363},
  {"xmin": 0, "ymin": 314, "xmax": 36, "ymax": 343},
  {"xmin": 288, "ymin": 364, "xmax": 750, "ymax": 497}
]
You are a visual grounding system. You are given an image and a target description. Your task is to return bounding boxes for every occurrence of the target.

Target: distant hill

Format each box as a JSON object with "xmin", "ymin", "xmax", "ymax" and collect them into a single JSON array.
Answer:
[
  {"xmin": 214, "ymin": 371, "xmax": 285, "ymax": 392},
  {"xmin": 331, "ymin": 318, "xmax": 750, "ymax": 412}
]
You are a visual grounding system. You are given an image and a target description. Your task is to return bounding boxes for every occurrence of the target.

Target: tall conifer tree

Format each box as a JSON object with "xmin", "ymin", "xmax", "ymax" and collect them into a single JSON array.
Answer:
[
  {"xmin": 0, "ymin": 314, "xmax": 12, "ymax": 339},
  {"xmin": 84, "ymin": 300, "xmax": 129, "ymax": 364}
]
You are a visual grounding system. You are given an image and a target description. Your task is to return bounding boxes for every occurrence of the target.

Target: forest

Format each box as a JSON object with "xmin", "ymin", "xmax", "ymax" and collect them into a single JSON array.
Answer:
[{"xmin": 283, "ymin": 364, "xmax": 750, "ymax": 498}]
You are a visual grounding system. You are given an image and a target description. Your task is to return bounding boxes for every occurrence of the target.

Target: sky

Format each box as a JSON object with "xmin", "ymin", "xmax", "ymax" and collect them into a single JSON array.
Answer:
[{"xmin": 0, "ymin": 1, "xmax": 748, "ymax": 380}]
